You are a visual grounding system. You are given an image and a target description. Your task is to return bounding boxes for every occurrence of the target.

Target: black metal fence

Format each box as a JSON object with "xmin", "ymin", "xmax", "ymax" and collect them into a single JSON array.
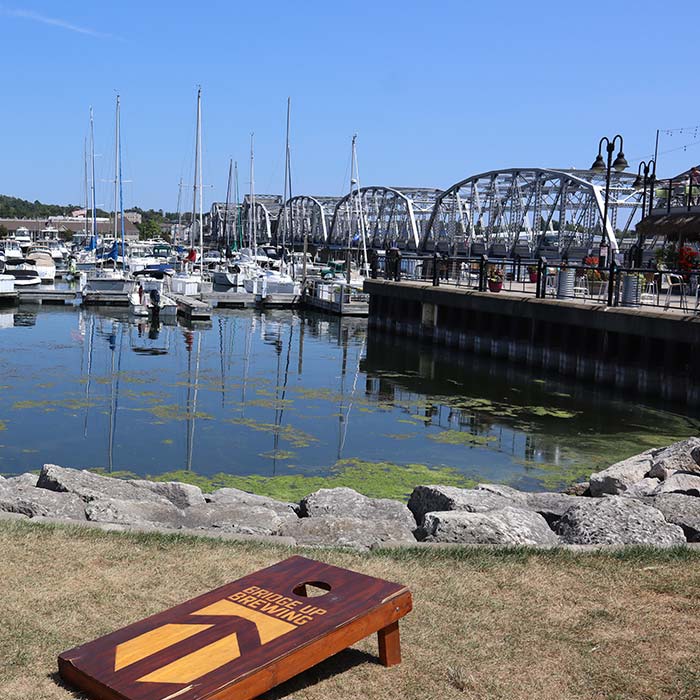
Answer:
[{"xmin": 374, "ymin": 252, "xmax": 700, "ymax": 313}]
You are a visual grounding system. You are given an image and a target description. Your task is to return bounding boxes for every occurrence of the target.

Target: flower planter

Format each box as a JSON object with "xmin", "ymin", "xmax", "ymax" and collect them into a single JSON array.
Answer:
[
  {"xmin": 488, "ymin": 280, "xmax": 503, "ymax": 293},
  {"xmin": 556, "ymin": 268, "xmax": 576, "ymax": 299},
  {"xmin": 528, "ymin": 270, "xmax": 539, "ymax": 283},
  {"xmin": 621, "ymin": 274, "xmax": 641, "ymax": 307}
]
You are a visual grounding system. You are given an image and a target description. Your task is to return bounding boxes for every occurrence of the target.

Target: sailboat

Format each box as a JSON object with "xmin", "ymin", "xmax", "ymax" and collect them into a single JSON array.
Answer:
[
  {"xmin": 75, "ymin": 108, "xmax": 99, "ymax": 270},
  {"xmin": 241, "ymin": 105, "xmax": 298, "ymax": 297},
  {"xmin": 171, "ymin": 86, "xmax": 208, "ymax": 296},
  {"xmin": 83, "ymin": 95, "xmax": 135, "ymax": 295},
  {"xmin": 212, "ymin": 159, "xmax": 240, "ymax": 287}
]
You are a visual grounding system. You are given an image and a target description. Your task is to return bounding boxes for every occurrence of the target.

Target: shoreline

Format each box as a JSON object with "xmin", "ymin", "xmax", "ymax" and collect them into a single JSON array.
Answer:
[{"xmin": 1, "ymin": 437, "xmax": 699, "ymax": 548}]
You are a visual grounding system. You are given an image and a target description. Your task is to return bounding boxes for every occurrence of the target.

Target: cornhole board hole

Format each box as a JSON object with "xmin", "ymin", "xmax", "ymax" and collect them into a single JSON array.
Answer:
[{"xmin": 58, "ymin": 555, "xmax": 412, "ymax": 700}]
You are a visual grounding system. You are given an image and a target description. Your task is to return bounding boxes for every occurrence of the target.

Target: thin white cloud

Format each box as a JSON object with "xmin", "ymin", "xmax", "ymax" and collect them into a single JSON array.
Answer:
[{"xmin": 3, "ymin": 6, "xmax": 121, "ymax": 40}]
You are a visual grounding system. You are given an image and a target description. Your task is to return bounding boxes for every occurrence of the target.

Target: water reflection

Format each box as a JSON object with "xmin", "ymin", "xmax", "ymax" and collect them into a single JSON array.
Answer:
[{"xmin": 0, "ymin": 307, "xmax": 697, "ymax": 490}]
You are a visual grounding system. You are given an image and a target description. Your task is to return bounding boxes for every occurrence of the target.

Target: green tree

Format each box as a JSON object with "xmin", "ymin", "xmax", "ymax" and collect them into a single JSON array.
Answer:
[{"xmin": 137, "ymin": 218, "xmax": 162, "ymax": 240}]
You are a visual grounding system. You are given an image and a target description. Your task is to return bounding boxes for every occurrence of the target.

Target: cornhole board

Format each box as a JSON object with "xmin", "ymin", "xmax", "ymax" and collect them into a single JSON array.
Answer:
[{"xmin": 58, "ymin": 555, "xmax": 412, "ymax": 700}]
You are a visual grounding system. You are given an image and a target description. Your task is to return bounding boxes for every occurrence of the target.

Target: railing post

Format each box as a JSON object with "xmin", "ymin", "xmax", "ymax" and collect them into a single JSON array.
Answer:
[
  {"xmin": 607, "ymin": 260, "xmax": 617, "ymax": 307},
  {"xmin": 536, "ymin": 256, "xmax": 546, "ymax": 298}
]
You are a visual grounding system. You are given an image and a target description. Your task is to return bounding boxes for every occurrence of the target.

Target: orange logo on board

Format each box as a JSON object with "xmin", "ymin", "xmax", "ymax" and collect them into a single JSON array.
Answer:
[{"xmin": 112, "ymin": 586, "xmax": 328, "ymax": 685}]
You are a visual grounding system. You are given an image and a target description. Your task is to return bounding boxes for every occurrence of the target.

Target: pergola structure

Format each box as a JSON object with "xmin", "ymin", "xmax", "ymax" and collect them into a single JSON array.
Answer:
[
  {"xmin": 327, "ymin": 186, "xmax": 441, "ymax": 250},
  {"xmin": 421, "ymin": 168, "xmax": 643, "ymax": 259}
]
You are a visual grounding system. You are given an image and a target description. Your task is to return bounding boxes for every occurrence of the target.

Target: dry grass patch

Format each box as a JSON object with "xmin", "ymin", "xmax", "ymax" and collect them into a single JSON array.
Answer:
[{"xmin": 0, "ymin": 521, "xmax": 699, "ymax": 700}]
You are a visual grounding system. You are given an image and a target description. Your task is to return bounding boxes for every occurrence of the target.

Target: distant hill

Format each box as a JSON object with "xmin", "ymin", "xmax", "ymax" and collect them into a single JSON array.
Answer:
[{"xmin": 0, "ymin": 194, "xmax": 83, "ymax": 219}]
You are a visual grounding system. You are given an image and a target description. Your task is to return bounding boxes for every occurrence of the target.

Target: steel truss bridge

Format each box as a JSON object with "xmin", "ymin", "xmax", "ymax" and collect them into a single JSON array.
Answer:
[{"xmin": 219, "ymin": 168, "xmax": 645, "ymax": 258}]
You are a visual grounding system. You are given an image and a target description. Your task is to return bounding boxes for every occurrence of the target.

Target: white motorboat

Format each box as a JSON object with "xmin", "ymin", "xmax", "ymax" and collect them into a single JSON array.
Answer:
[
  {"xmin": 27, "ymin": 248, "xmax": 56, "ymax": 282},
  {"xmin": 83, "ymin": 268, "xmax": 136, "ymax": 293},
  {"xmin": 0, "ymin": 239, "xmax": 23, "ymax": 260},
  {"xmin": 3, "ymin": 259, "xmax": 41, "ymax": 286},
  {"xmin": 36, "ymin": 238, "xmax": 67, "ymax": 264},
  {"xmin": 0, "ymin": 274, "xmax": 15, "ymax": 293},
  {"xmin": 14, "ymin": 228, "xmax": 32, "ymax": 253}
]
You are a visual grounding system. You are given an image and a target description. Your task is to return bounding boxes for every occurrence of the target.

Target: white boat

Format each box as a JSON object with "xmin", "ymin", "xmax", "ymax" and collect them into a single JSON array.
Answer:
[
  {"xmin": 14, "ymin": 228, "xmax": 32, "ymax": 253},
  {"xmin": 0, "ymin": 274, "xmax": 15, "ymax": 293},
  {"xmin": 3, "ymin": 259, "xmax": 41, "ymax": 286},
  {"xmin": 36, "ymin": 238, "xmax": 67, "ymax": 264},
  {"xmin": 83, "ymin": 268, "xmax": 136, "ymax": 293},
  {"xmin": 1, "ymin": 239, "xmax": 23, "ymax": 260},
  {"xmin": 212, "ymin": 265, "xmax": 239, "ymax": 287},
  {"xmin": 27, "ymin": 248, "xmax": 56, "ymax": 282}
]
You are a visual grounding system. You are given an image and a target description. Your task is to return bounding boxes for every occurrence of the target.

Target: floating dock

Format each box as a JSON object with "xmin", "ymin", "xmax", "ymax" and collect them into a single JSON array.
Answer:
[
  {"xmin": 303, "ymin": 281, "xmax": 369, "ymax": 317},
  {"xmin": 17, "ymin": 288, "xmax": 78, "ymax": 305},
  {"xmin": 168, "ymin": 293, "xmax": 213, "ymax": 321}
]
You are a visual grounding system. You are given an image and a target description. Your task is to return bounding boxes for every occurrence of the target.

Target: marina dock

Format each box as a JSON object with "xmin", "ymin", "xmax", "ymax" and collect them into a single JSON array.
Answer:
[
  {"xmin": 169, "ymin": 293, "xmax": 213, "ymax": 320},
  {"xmin": 17, "ymin": 288, "xmax": 78, "ymax": 305}
]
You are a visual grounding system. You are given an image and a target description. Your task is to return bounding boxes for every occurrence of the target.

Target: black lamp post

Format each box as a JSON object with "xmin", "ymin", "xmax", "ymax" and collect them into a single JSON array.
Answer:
[
  {"xmin": 632, "ymin": 158, "xmax": 656, "ymax": 267},
  {"xmin": 591, "ymin": 135, "xmax": 628, "ymax": 304}
]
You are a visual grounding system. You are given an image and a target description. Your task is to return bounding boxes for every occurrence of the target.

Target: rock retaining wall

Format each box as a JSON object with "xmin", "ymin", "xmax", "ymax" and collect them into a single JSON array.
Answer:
[{"xmin": 1, "ymin": 440, "xmax": 700, "ymax": 549}]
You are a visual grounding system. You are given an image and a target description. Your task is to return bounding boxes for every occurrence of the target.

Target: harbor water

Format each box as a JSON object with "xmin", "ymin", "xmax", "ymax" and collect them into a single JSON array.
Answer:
[{"xmin": 0, "ymin": 306, "xmax": 697, "ymax": 496}]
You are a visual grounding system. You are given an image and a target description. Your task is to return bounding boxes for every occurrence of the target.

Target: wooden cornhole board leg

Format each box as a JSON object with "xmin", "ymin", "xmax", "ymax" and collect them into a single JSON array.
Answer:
[{"xmin": 58, "ymin": 555, "xmax": 412, "ymax": 700}]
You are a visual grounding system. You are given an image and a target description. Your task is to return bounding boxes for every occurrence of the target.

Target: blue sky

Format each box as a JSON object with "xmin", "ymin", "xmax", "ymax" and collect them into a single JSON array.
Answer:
[{"xmin": 1, "ymin": 0, "xmax": 699, "ymax": 211}]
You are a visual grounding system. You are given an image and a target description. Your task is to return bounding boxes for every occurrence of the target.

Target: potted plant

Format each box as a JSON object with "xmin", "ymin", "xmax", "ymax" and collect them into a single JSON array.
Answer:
[
  {"xmin": 526, "ymin": 264, "xmax": 539, "ymax": 283},
  {"xmin": 487, "ymin": 265, "xmax": 504, "ymax": 292}
]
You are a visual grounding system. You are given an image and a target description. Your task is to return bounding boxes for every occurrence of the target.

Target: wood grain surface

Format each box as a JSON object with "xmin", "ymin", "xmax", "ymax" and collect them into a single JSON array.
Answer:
[{"xmin": 58, "ymin": 555, "xmax": 412, "ymax": 700}]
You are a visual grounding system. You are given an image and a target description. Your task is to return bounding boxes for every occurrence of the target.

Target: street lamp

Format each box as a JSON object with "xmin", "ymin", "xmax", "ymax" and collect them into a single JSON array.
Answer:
[
  {"xmin": 591, "ymin": 134, "xmax": 628, "ymax": 303},
  {"xmin": 632, "ymin": 158, "xmax": 656, "ymax": 266}
]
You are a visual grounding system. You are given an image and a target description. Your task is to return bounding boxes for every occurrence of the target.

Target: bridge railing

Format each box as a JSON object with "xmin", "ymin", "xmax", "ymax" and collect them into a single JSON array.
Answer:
[{"xmin": 373, "ymin": 253, "xmax": 700, "ymax": 313}]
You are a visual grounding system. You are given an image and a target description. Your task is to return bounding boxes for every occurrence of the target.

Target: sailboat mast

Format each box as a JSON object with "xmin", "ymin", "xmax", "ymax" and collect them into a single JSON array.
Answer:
[
  {"xmin": 352, "ymin": 135, "xmax": 368, "ymax": 275},
  {"xmin": 191, "ymin": 87, "xmax": 200, "ymax": 254},
  {"xmin": 83, "ymin": 137, "xmax": 89, "ymax": 242},
  {"xmin": 346, "ymin": 134, "xmax": 357, "ymax": 283},
  {"xmin": 89, "ymin": 107, "xmax": 97, "ymax": 250},
  {"xmin": 234, "ymin": 161, "xmax": 240, "ymax": 250},
  {"xmin": 197, "ymin": 88, "xmax": 204, "ymax": 278},
  {"xmin": 117, "ymin": 96, "xmax": 125, "ymax": 270},
  {"xmin": 282, "ymin": 97, "xmax": 291, "ymax": 265},
  {"xmin": 223, "ymin": 158, "xmax": 232, "ymax": 250},
  {"xmin": 249, "ymin": 133, "xmax": 256, "ymax": 254},
  {"xmin": 113, "ymin": 95, "xmax": 119, "ymax": 242}
]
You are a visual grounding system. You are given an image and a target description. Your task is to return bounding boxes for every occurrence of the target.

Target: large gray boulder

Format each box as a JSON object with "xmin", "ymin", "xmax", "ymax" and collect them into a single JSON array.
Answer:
[
  {"xmin": 182, "ymin": 503, "xmax": 297, "ymax": 537},
  {"xmin": 589, "ymin": 451, "xmax": 654, "ymax": 496},
  {"xmin": 621, "ymin": 478, "xmax": 661, "ymax": 498},
  {"xmin": 131, "ymin": 480, "xmax": 206, "ymax": 509},
  {"xmin": 653, "ymin": 472, "xmax": 700, "ymax": 497},
  {"xmin": 408, "ymin": 485, "xmax": 513, "ymax": 524},
  {"xmin": 524, "ymin": 492, "xmax": 580, "ymax": 524},
  {"xmin": 37, "ymin": 465, "xmax": 170, "ymax": 504},
  {"xmin": 0, "ymin": 483, "xmax": 86, "ymax": 520},
  {"xmin": 84, "ymin": 498, "xmax": 183, "ymax": 528},
  {"xmin": 299, "ymin": 487, "xmax": 415, "ymax": 530},
  {"xmin": 4, "ymin": 473, "xmax": 38, "ymax": 488},
  {"xmin": 648, "ymin": 494, "xmax": 700, "ymax": 541},
  {"xmin": 419, "ymin": 507, "xmax": 559, "ymax": 546},
  {"xmin": 556, "ymin": 496, "xmax": 685, "ymax": 545},
  {"xmin": 206, "ymin": 487, "xmax": 297, "ymax": 515},
  {"xmin": 281, "ymin": 516, "xmax": 416, "ymax": 550},
  {"xmin": 476, "ymin": 484, "xmax": 578, "ymax": 524},
  {"xmin": 647, "ymin": 437, "xmax": 700, "ymax": 479}
]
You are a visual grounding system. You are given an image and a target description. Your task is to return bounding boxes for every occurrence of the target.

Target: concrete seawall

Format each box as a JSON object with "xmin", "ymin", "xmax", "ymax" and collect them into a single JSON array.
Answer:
[{"xmin": 364, "ymin": 280, "xmax": 700, "ymax": 405}]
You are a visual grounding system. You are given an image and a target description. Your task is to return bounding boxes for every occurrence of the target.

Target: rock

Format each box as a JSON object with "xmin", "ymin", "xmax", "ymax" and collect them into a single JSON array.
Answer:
[
  {"xmin": 589, "ymin": 452, "xmax": 655, "ymax": 496},
  {"xmin": 564, "ymin": 481, "xmax": 591, "ymax": 497},
  {"xmin": 84, "ymin": 498, "xmax": 183, "ymax": 528},
  {"xmin": 281, "ymin": 516, "xmax": 416, "ymax": 550},
  {"xmin": 36, "ymin": 465, "xmax": 170, "ymax": 504},
  {"xmin": 476, "ymin": 484, "xmax": 527, "ymax": 502},
  {"xmin": 419, "ymin": 507, "xmax": 560, "ymax": 546},
  {"xmin": 653, "ymin": 472, "xmax": 700, "ymax": 497},
  {"xmin": 649, "ymin": 438, "xmax": 700, "ymax": 478},
  {"xmin": 131, "ymin": 480, "xmax": 206, "ymax": 509},
  {"xmin": 5, "ymin": 473, "xmax": 39, "ymax": 488},
  {"xmin": 182, "ymin": 503, "xmax": 297, "ymax": 537},
  {"xmin": 0, "ymin": 483, "xmax": 86, "ymax": 520},
  {"xmin": 299, "ymin": 487, "xmax": 416, "ymax": 530},
  {"xmin": 206, "ymin": 487, "xmax": 298, "ymax": 515},
  {"xmin": 555, "ymin": 496, "xmax": 685, "ymax": 545},
  {"xmin": 408, "ymin": 485, "xmax": 513, "ymax": 524},
  {"xmin": 648, "ymin": 494, "xmax": 700, "ymax": 541},
  {"xmin": 621, "ymin": 478, "xmax": 661, "ymax": 498},
  {"xmin": 524, "ymin": 492, "xmax": 580, "ymax": 524}
]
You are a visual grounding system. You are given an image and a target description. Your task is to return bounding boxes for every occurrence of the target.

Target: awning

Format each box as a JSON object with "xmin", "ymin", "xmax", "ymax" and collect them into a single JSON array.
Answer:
[{"xmin": 636, "ymin": 213, "xmax": 700, "ymax": 241}]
